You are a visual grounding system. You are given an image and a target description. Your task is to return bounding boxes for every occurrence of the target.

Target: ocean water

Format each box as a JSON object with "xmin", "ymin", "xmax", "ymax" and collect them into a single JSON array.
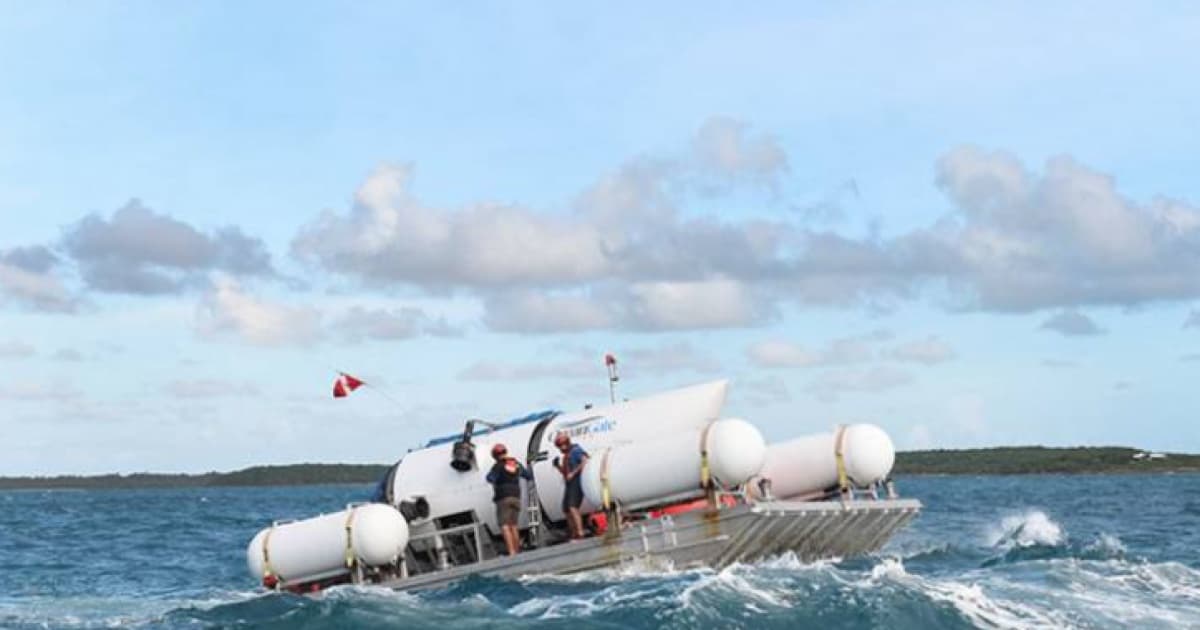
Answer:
[{"xmin": 2, "ymin": 474, "xmax": 1198, "ymax": 629}]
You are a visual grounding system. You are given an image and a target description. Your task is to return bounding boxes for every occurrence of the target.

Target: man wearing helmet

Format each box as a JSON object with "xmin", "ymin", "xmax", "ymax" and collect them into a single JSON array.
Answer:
[
  {"xmin": 485, "ymin": 443, "xmax": 533, "ymax": 556},
  {"xmin": 553, "ymin": 432, "xmax": 589, "ymax": 540}
]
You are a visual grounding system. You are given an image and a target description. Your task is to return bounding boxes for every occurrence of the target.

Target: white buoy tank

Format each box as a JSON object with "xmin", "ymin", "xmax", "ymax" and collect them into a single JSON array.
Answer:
[
  {"xmin": 749, "ymin": 423, "xmax": 896, "ymax": 500},
  {"xmin": 246, "ymin": 503, "xmax": 409, "ymax": 588},
  {"xmin": 581, "ymin": 418, "xmax": 767, "ymax": 511}
]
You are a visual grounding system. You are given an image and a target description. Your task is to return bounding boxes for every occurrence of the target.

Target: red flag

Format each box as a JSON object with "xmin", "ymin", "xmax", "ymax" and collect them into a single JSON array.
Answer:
[
  {"xmin": 333, "ymin": 373, "xmax": 364, "ymax": 398},
  {"xmin": 605, "ymin": 353, "xmax": 619, "ymax": 384}
]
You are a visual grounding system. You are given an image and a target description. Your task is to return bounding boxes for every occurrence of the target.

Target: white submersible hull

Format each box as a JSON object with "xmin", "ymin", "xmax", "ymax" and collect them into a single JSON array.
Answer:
[{"xmin": 246, "ymin": 381, "xmax": 922, "ymax": 592}]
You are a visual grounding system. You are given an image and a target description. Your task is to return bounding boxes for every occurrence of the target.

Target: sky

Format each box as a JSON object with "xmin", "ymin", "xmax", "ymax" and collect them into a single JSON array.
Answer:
[{"xmin": 1, "ymin": 2, "xmax": 1198, "ymax": 475}]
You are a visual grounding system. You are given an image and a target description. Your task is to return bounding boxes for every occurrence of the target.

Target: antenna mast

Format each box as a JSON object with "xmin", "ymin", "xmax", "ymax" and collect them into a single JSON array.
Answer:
[{"xmin": 605, "ymin": 353, "xmax": 619, "ymax": 403}]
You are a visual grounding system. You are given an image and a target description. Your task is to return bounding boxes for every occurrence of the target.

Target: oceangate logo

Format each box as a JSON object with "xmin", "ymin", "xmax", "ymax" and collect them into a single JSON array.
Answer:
[{"xmin": 551, "ymin": 416, "xmax": 617, "ymax": 442}]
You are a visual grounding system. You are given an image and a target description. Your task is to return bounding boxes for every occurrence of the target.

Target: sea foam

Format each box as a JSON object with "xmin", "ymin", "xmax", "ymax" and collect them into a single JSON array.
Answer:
[{"xmin": 987, "ymin": 510, "xmax": 1065, "ymax": 548}]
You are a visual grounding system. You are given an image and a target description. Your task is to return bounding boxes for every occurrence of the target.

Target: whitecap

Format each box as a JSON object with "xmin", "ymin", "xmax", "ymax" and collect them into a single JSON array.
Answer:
[
  {"xmin": 987, "ymin": 510, "xmax": 1065, "ymax": 548},
  {"xmin": 1016, "ymin": 558, "xmax": 1200, "ymax": 627},
  {"xmin": 868, "ymin": 556, "xmax": 908, "ymax": 581},
  {"xmin": 518, "ymin": 555, "xmax": 686, "ymax": 584},
  {"xmin": 1083, "ymin": 532, "xmax": 1127, "ymax": 558},
  {"xmin": 752, "ymin": 551, "xmax": 842, "ymax": 571},
  {"xmin": 508, "ymin": 582, "xmax": 666, "ymax": 619},
  {"xmin": 917, "ymin": 578, "xmax": 1070, "ymax": 629}
]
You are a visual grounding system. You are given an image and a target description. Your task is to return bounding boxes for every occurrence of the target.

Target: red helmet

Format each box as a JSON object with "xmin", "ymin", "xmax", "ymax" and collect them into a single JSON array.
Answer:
[{"xmin": 491, "ymin": 443, "xmax": 507, "ymax": 458}]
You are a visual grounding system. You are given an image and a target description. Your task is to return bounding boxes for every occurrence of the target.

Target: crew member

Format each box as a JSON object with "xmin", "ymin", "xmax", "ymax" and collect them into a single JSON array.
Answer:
[
  {"xmin": 553, "ymin": 432, "xmax": 589, "ymax": 540},
  {"xmin": 485, "ymin": 443, "xmax": 533, "ymax": 556}
]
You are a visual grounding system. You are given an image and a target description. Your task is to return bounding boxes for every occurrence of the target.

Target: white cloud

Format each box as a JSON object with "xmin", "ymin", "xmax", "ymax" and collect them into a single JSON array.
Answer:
[
  {"xmin": 691, "ymin": 116, "xmax": 788, "ymax": 191},
  {"xmin": 457, "ymin": 340, "xmax": 720, "ymax": 383},
  {"xmin": 334, "ymin": 305, "xmax": 462, "ymax": 341},
  {"xmin": 482, "ymin": 290, "xmax": 618, "ymax": 333},
  {"xmin": 0, "ymin": 381, "xmax": 84, "ymax": 402},
  {"xmin": 458, "ymin": 358, "xmax": 596, "ymax": 382},
  {"xmin": 621, "ymin": 341, "xmax": 722, "ymax": 375},
  {"xmin": 290, "ymin": 126, "xmax": 1200, "ymax": 334},
  {"xmin": 0, "ymin": 252, "xmax": 77, "ymax": 313},
  {"xmin": 6, "ymin": 126, "xmax": 1195, "ymax": 338},
  {"xmin": 292, "ymin": 118, "xmax": 795, "ymax": 334},
  {"xmin": 739, "ymin": 375, "xmax": 793, "ymax": 407},
  {"xmin": 164, "ymin": 379, "xmax": 261, "ymax": 398},
  {"xmin": 51, "ymin": 348, "xmax": 85, "ymax": 362},
  {"xmin": 823, "ymin": 334, "xmax": 883, "ymax": 363},
  {"xmin": 922, "ymin": 147, "xmax": 1200, "ymax": 311},
  {"xmin": 195, "ymin": 276, "xmax": 322, "ymax": 346},
  {"xmin": 626, "ymin": 277, "xmax": 771, "ymax": 330},
  {"xmin": 746, "ymin": 331, "xmax": 884, "ymax": 368},
  {"xmin": 745, "ymin": 339, "xmax": 821, "ymax": 368},
  {"xmin": 573, "ymin": 159, "xmax": 678, "ymax": 232},
  {"xmin": 1039, "ymin": 310, "xmax": 1105, "ymax": 336},
  {"xmin": 807, "ymin": 367, "xmax": 913, "ymax": 401},
  {"xmin": 292, "ymin": 163, "xmax": 609, "ymax": 289},
  {"xmin": 890, "ymin": 337, "xmax": 956, "ymax": 364},
  {"xmin": 456, "ymin": 340, "xmax": 715, "ymax": 381},
  {"xmin": 483, "ymin": 278, "xmax": 771, "ymax": 333},
  {"xmin": 548, "ymin": 381, "xmax": 613, "ymax": 405},
  {"xmin": 63, "ymin": 200, "xmax": 274, "ymax": 294},
  {"xmin": 0, "ymin": 340, "xmax": 36, "ymax": 359}
]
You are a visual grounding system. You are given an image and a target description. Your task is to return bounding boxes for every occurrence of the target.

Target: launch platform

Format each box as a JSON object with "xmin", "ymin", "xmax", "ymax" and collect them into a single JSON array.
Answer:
[{"xmin": 379, "ymin": 496, "xmax": 921, "ymax": 591}]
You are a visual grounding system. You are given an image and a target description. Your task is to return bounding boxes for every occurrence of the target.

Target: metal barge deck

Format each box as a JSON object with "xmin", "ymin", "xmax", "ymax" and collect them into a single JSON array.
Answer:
[{"xmin": 380, "ymin": 497, "xmax": 921, "ymax": 591}]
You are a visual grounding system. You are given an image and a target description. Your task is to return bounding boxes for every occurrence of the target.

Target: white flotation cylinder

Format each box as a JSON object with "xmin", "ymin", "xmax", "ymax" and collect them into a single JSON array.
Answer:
[
  {"xmin": 246, "ymin": 503, "xmax": 409, "ymax": 587},
  {"xmin": 581, "ymin": 418, "xmax": 766, "ymax": 511},
  {"xmin": 749, "ymin": 424, "xmax": 895, "ymax": 500}
]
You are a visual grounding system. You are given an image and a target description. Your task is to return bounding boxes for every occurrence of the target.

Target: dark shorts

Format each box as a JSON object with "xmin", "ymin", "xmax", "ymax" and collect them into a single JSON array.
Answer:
[
  {"xmin": 562, "ymin": 480, "xmax": 584, "ymax": 512},
  {"xmin": 495, "ymin": 497, "xmax": 522, "ymax": 527}
]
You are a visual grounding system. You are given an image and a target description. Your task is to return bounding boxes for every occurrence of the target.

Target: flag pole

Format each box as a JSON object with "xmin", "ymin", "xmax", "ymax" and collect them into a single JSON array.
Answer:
[
  {"xmin": 605, "ymin": 354, "xmax": 619, "ymax": 404},
  {"xmin": 363, "ymin": 381, "xmax": 405, "ymax": 408}
]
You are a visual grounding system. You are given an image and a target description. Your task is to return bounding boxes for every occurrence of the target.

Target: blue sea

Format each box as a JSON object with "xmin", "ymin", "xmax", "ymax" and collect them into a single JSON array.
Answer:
[{"xmin": 3, "ymin": 474, "xmax": 1198, "ymax": 629}]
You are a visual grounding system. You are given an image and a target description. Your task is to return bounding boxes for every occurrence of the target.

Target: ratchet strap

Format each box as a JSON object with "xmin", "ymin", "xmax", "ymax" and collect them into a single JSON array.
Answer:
[
  {"xmin": 699, "ymin": 421, "xmax": 714, "ymax": 489},
  {"xmin": 834, "ymin": 425, "xmax": 850, "ymax": 494},
  {"xmin": 261, "ymin": 526, "xmax": 280, "ymax": 587},
  {"xmin": 600, "ymin": 449, "xmax": 613, "ymax": 510},
  {"xmin": 343, "ymin": 506, "xmax": 359, "ymax": 569}
]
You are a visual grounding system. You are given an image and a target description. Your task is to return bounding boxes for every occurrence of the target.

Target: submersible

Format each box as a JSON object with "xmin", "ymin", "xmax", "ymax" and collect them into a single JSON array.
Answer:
[{"xmin": 246, "ymin": 380, "xmax": 921, "ymax": 592}]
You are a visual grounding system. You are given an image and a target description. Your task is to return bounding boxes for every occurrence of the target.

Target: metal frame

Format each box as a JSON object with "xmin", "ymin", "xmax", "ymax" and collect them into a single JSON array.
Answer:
[{"xmin": 372, "ymin": 497, "xmax": 921, "ymax": 592}]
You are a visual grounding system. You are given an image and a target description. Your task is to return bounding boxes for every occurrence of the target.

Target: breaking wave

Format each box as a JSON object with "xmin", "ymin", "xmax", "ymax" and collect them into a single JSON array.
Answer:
[{"xmin": 987, "ymin": 510, "xmax": 1065, "ymax": 548}]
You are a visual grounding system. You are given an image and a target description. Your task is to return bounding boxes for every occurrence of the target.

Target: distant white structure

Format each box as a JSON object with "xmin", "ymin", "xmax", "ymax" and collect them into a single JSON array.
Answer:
[{"xmin": 1132, "ymin": 451, "xmax": 1167, "ymax": 460}]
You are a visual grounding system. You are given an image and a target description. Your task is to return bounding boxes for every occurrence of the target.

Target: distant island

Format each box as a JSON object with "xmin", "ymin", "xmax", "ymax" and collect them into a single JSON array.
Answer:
[
  {"xmin": 1, "ymin": 447, "xmax": 1196, "ymax": 490},
  {"xmin": 0, "ymin": 463, "xmax": 390, "ymax": 491},
  {"xmin": 893, "ymin": 446, "xmax": 1199, "ymax": 475}
]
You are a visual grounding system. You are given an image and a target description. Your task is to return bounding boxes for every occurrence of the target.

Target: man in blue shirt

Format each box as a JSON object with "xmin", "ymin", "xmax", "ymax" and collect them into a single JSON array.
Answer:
[{"xmin": 553, "ymin": 432, "xmax": 588, "ymax": 540}]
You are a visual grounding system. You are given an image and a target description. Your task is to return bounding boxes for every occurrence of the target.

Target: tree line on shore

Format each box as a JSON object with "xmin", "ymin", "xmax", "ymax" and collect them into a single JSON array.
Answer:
[
  {"xmin": 893, "ymin": 446, "xmax": 1198, "ymax": 475},
  {"xmin": 0, "ymin": 463, "xmax": 390, "ymax": 490}
]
